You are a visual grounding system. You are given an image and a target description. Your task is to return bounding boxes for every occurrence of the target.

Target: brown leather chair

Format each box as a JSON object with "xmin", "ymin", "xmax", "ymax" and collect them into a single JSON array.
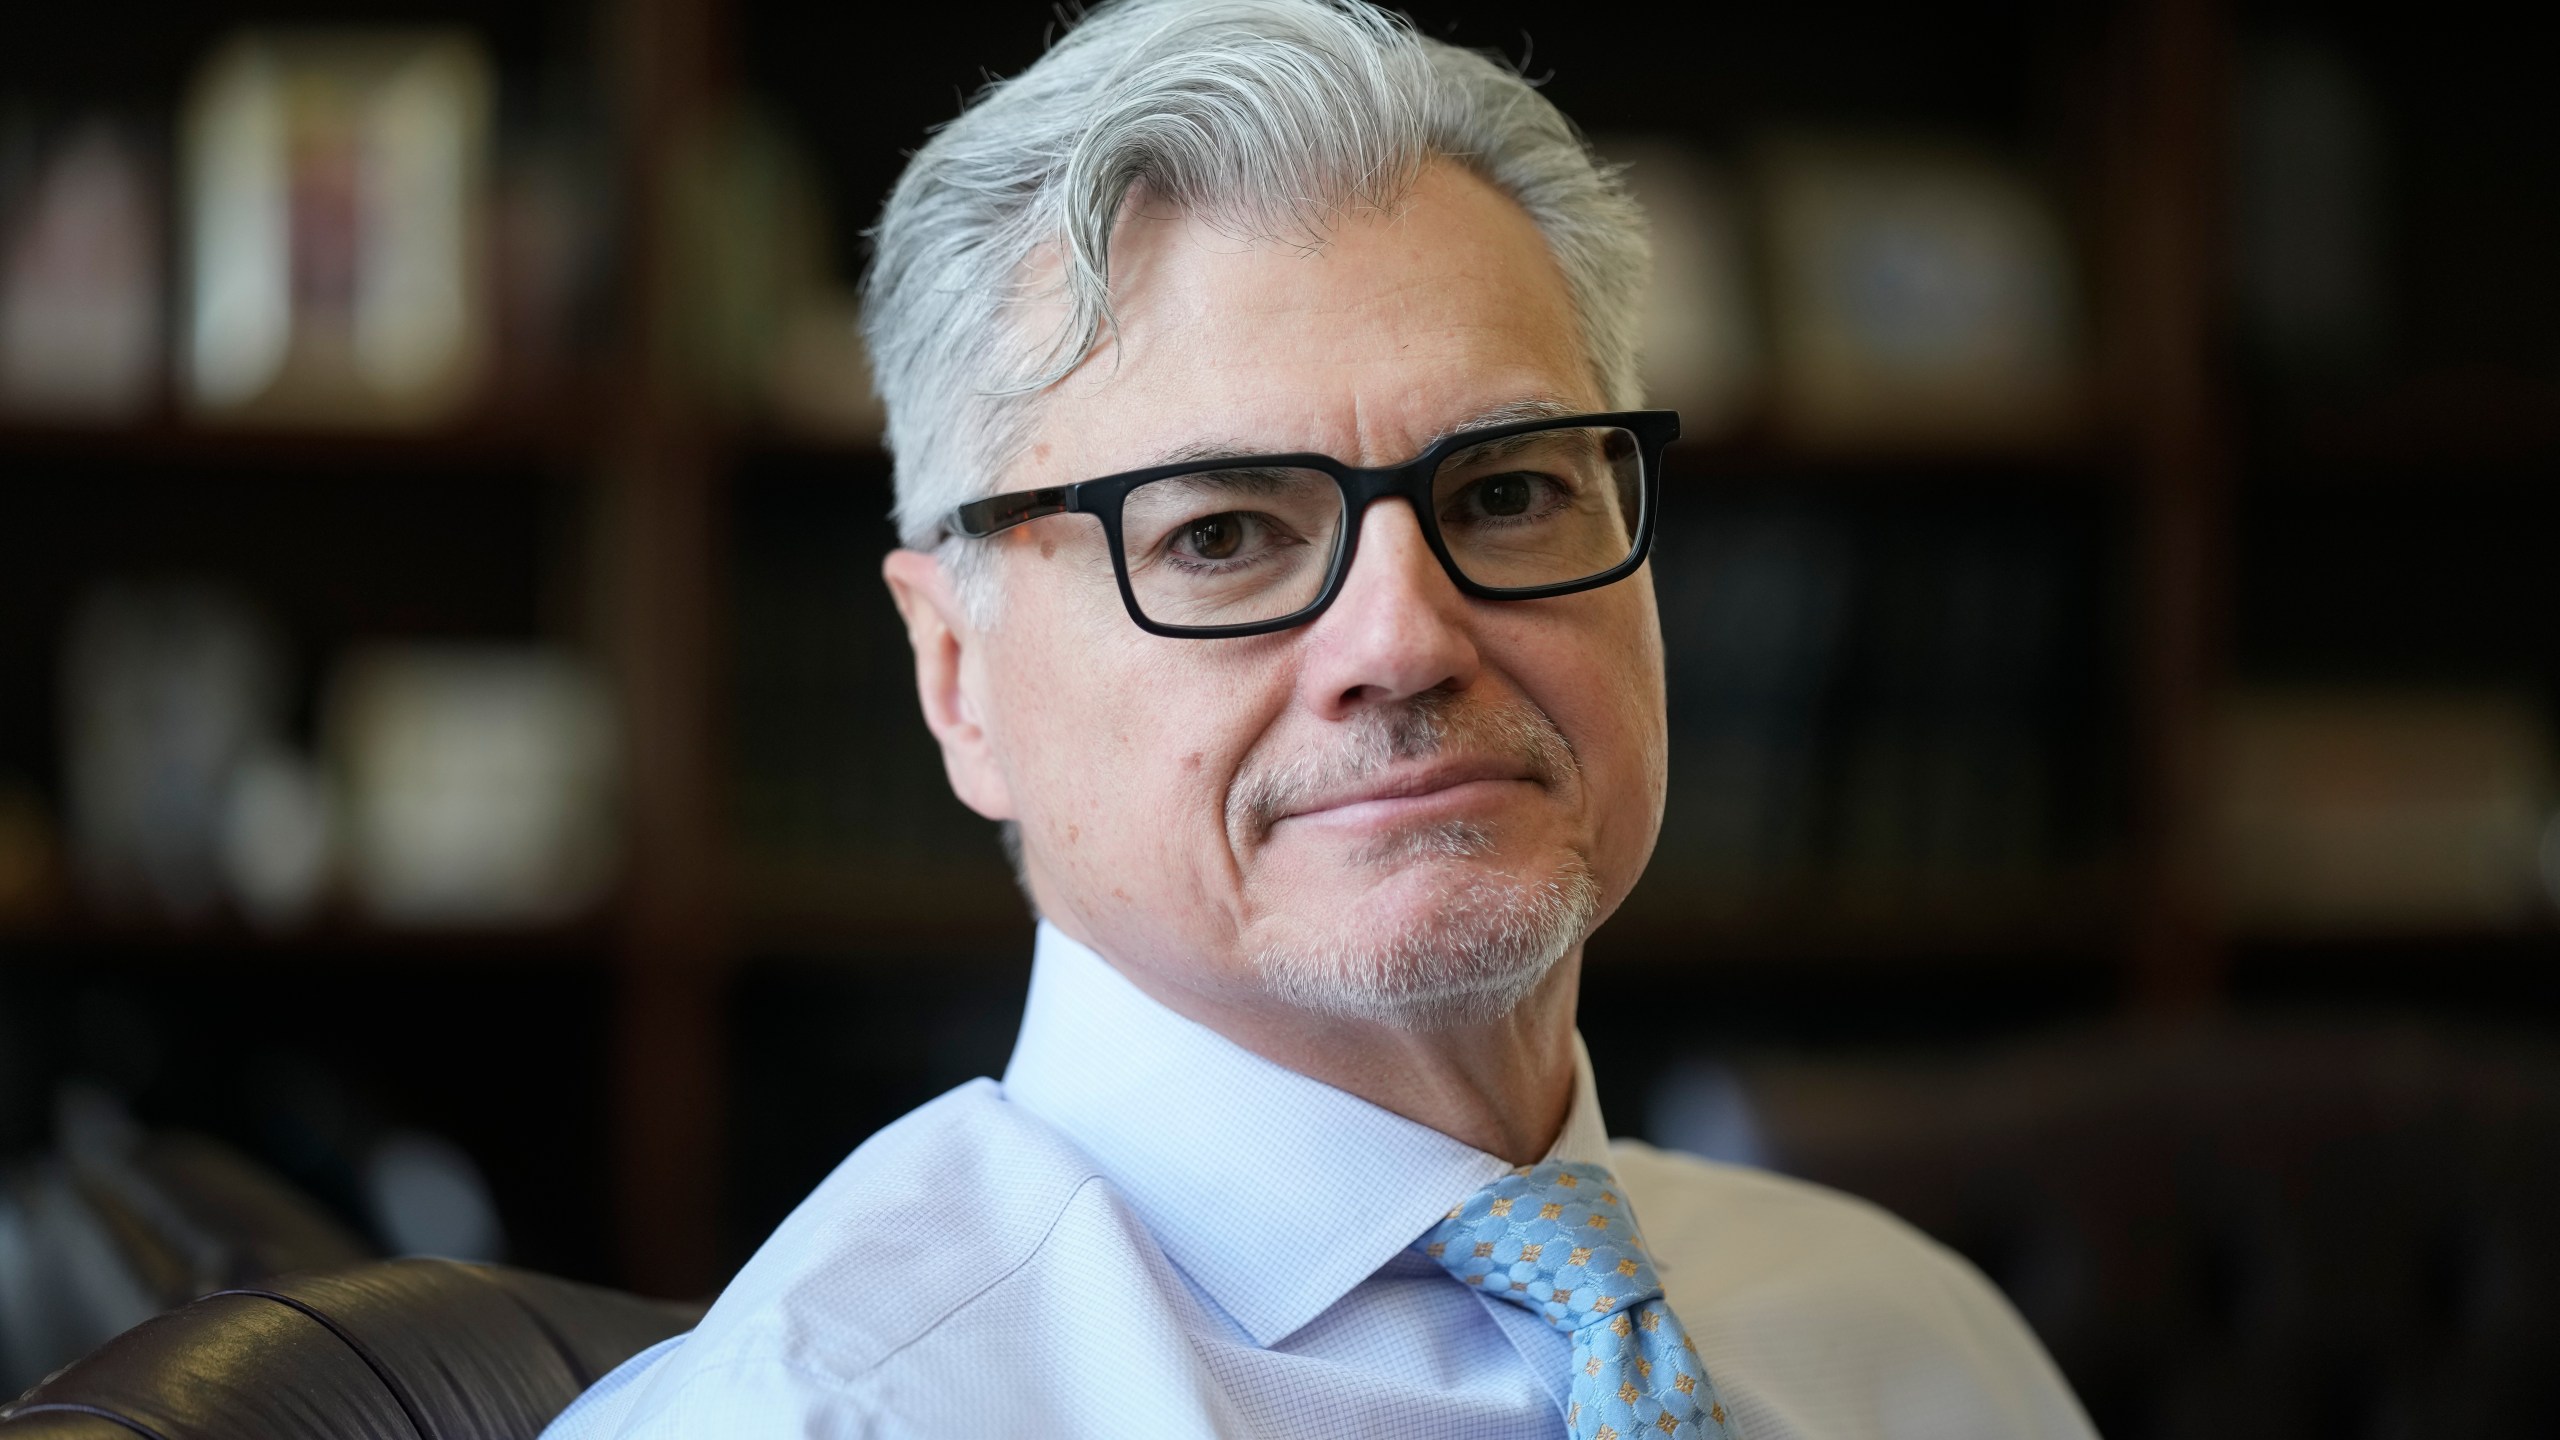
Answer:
[{"xmin": 0, "ymin": 1258, "xmax": 698, "ymax": 1439}]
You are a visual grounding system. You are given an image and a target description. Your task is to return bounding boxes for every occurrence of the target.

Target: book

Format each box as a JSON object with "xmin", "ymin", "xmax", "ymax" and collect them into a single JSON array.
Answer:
[
  {"xmin": 1756, "ymin": 136, "xmax": 2085, "ymax": 453},
  {"xmin": 0, "ymin": 118, "xmax": 162, "ymax": 421},
  {"xmin": 2215, "ymin": 689, "xmax": 2553, "ymax": 933},
  {"xmin": 181, "ymin": 30, "xmax": 494, "ymax": 426}
]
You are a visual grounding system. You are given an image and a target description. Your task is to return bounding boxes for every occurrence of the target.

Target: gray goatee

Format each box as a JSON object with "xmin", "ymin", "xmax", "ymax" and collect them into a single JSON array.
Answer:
[{"xmin": 1232, "ymin": 691, "xmax": 1599, "ymax": 1030}]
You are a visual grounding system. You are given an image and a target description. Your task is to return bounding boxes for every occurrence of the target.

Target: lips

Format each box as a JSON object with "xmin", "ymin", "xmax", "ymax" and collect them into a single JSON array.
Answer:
[
  {"xmin": 1227, "ymin": 693, "xmax": 1582, "ymax": 846},
  {"xmin": 1273, "ymin": 757, "xmax": 1537, "ymax": 825}
]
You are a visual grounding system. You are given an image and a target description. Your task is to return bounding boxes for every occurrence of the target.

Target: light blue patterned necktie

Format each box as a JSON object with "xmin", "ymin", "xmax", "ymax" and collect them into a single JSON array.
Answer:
[{"xmin": 1424, "ymin": 1161, "xmax": 1736, "ymax": 1440}]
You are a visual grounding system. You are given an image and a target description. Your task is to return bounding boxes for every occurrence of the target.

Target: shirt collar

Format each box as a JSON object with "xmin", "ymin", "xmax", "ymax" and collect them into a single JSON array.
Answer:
[{"xmin": 1001, "ymin": 921, "xmax": 1611, "ymax": 1347}]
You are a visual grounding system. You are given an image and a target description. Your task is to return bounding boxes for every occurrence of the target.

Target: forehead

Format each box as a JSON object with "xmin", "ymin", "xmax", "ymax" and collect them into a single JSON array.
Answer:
[{"xmin": 1019, "ymin": 161, "xmax": 1601, "ymax": 483}]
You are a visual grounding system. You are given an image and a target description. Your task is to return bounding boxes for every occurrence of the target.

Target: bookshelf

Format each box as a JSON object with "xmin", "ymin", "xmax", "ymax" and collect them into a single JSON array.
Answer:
[{"xmin": 8, "ymin": 0, "xmax": 2551, "ymax": 1297}]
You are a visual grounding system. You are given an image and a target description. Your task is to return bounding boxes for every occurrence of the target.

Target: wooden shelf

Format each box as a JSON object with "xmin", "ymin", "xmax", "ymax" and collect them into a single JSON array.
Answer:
[
  {"xmin": 2229, "ymin": 927, "xmax": 2560, "ymax": 1014},
  {"xmin": 2260, "ymin": 373, "xmax": 2560, "ymax": 477},
  {"xmin": 735, "ymin": 851, "xmax": 1029, "ymax": 953},
  {"xmin": 0, "ymin": 407, "xmax": 602, "ymax": 474},
  {"xmin": 0, "ymin": 903, "xmax": 619, "ymax": 964},
  {"xmin": 2232, "ymin": 919, "xmax": 2560, "ymax": 954},
  {"xmin": 1595, "ymin": 863, "xmax": 2129, "ymax": 968},
  {"xmin": 1669, "ymin": 430, "xmax": 2116, "ymax": 492}
]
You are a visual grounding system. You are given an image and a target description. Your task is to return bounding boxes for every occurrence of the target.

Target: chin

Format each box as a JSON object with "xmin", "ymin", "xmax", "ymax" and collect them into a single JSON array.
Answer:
[{"xmin": 1245, "ymin": 845, "xmax": 1600, "ymax": 1031}]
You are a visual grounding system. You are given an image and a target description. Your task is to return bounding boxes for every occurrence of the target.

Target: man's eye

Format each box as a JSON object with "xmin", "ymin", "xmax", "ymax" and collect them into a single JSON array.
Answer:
[
  {"xmin": 1182, "ymin": 513, "xmax": 1247, "ymax": 559},
  {"xmin": 1476, "ymin": 474, "xmax": 1537, "ymax": 517},
  {"xmin": 1450, "ymin": 472, "xmax": 1564, "ymax": 522},
  {"xmin": 1168, "ymin": 511, "xmax": 1300, "ymax": 564}
]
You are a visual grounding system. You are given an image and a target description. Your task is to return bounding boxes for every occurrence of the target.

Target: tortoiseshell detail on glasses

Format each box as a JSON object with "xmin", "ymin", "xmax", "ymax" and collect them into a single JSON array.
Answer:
[{"xmin": 951, "ymin": 486, "xmax": 1074, "ymax": 536}]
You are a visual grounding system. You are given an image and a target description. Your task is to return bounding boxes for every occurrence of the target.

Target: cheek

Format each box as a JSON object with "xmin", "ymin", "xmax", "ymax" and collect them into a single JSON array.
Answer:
[
  {"xmin": 1515, "ymin": 594, "xmax": 1667, "ymax": 860},
  {"xmin": 984, "ymin": 584, "xmax": 1272, "ymax": 883},
  {"xmin": 1112, "ymin": 645, "xmax": 1279, "ymax": 850},
  {"xmin": 1621, "ymin": 594, "xmax": 1670, "ymax": 800}
]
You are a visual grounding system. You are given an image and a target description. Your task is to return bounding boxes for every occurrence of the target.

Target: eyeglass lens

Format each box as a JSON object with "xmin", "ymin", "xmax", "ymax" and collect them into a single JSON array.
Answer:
[{"xmin": 1115, "ymin": 425, "xmax": 1645, "ymax": 630}]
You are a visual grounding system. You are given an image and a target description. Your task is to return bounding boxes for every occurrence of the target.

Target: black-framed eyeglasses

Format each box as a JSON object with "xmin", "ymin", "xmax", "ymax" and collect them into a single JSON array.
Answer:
[{"xmin": 946, "ymin": 409, "xmax": 1678, "ymax": 638}]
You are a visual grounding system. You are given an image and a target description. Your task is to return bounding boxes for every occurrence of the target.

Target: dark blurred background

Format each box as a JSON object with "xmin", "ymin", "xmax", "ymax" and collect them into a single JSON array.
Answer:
[{"xmin": 4, "ymin": 0, "xmax": 2557, "ymax": 1434}]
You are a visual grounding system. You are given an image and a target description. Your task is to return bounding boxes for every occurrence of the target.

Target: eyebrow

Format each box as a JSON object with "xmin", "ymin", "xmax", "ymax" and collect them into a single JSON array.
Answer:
[
  {"xmin": 1442, "ymin": 422, "xmax": 1603, "ymax": 468},
  {"xmin": 1143, "ymin": 395, "xmax": 1587, "ymax": 470}
]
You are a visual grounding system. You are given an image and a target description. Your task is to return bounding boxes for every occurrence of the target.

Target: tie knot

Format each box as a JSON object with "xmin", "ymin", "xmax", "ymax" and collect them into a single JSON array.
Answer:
[{"xmin": 1421, "ymin": 1161, "xmax": 1662, "ymax": 1332}]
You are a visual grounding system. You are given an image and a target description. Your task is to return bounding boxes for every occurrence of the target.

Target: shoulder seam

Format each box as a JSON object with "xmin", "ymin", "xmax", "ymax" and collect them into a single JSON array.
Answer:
[{"xmin": 849, "ymin": 1170, "xmax": 1108, "ymax": 1380}]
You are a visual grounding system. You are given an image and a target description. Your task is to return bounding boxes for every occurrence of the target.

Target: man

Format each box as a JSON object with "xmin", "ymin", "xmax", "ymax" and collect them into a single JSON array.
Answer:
[{"xmin": 548, "ymin": 1, "xmax": 2095, "ymax": 1435}]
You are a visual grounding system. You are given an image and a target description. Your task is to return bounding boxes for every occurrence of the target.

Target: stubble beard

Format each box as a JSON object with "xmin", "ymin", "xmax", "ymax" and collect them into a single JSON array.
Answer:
[{"xmin": 1232, "ymin": 692, "xmax": 1603, "ymax": 1032}]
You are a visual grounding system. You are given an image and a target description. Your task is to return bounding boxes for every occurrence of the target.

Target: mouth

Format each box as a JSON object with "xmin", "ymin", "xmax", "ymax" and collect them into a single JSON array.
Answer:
[{"xmin": 1270, "ymin": 758, "xmax": 1542, "ymax": 832}]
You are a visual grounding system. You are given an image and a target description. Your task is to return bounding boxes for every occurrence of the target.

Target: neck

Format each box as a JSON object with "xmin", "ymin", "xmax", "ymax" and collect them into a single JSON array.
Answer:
[{"xmin": 1108, "ymin": 945, "xmax": 1585, "ymax": 1165}]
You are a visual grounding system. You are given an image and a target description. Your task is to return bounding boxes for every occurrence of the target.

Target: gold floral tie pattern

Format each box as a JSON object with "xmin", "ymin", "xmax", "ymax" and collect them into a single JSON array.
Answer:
[{"xmin": 1423, "ymin": 1162, "xmax": 1735, "ymax": 1440}]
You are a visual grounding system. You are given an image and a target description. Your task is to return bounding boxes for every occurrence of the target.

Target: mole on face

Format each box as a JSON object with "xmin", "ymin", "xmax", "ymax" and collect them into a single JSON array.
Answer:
[
  {"xmin": 1182, "ymin": 752, "xmax": 1203, "ymax": 772},
  {"xmin": 1041, "ymin": 539, "xmax": 1057, "ymax": 560}
]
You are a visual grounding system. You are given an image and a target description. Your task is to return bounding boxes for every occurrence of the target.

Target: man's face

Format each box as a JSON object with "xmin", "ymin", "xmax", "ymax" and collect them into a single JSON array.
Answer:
[{"xmin": 900, "ymin": 161, "xmax": 1667, "ymax": 1026}]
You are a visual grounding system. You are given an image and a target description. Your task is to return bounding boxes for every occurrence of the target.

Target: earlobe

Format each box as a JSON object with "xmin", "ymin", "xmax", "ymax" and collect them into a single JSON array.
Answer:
[{"xmin": 881, "ymin": 549, "xmax": 1018, "ymax": 822}]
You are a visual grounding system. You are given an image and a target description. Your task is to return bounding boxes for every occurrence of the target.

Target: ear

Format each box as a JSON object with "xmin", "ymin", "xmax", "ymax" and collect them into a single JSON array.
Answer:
[{"xmin": 882, "ymin": 548, "xmax": 1018, "ymax": 822}]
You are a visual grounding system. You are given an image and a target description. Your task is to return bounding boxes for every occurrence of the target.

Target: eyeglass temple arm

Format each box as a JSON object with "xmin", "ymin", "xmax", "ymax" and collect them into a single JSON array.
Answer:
[{"xmin": 949, "ymin": 486, "xmax": 1074, "ymax": 539}]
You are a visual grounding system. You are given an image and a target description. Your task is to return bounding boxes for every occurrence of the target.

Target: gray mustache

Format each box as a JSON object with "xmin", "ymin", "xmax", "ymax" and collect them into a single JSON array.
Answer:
[{"xmin": 1229, "ymin": 690, "xmax": 1579, "ymax": 845}]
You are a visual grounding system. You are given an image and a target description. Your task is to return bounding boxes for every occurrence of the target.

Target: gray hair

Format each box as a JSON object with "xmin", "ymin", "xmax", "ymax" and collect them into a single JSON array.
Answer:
[{"xmin": 860, "ymin": 0, "xmax": 1650, "ymax": 608}]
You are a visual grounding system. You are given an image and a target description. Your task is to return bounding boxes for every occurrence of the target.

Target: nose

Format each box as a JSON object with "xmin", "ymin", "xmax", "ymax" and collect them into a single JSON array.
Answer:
[{"xmin": 1296, "ymin": 499, "xmax": 1481, "ymax": 719}]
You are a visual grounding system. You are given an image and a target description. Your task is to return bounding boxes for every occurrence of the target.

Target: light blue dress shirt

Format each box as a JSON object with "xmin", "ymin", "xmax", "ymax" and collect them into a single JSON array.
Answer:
[{"xmin": 543, "ymin": 924, "xmax": 2093, "ymax": 1439}]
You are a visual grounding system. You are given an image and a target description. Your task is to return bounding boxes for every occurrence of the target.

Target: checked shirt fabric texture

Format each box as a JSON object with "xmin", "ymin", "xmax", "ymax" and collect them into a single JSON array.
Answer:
[
  {"xmin": 544, "ymin": 926, "xmax": 2100, "ymax": 1440},
  {"xmin": 1426, "ymin": 1161, "xmax": 1735, "ymax": 1440}
]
